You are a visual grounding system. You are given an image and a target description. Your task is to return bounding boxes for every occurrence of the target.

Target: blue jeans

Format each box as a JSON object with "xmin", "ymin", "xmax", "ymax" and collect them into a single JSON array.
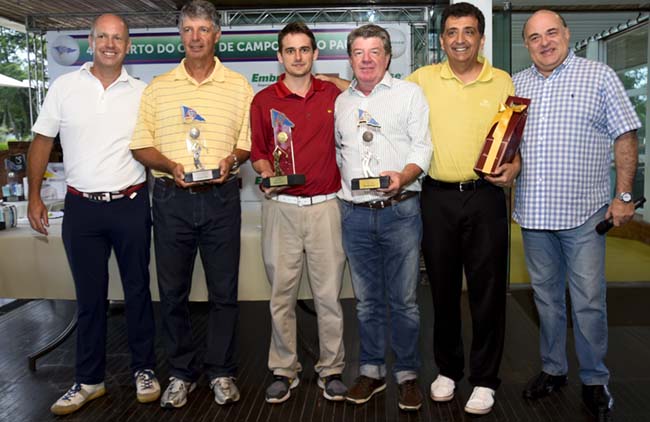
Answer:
[
  {"xmin": 521, "ymin": 206, "xmax": 609, "ymax": 385},
  {"xmin": 340, "ymin": 196, "xmax": 421, "ymax": 383},
  {"xmin": 153, "ymin": 177, "xmax": 241, "ymax": 381}
]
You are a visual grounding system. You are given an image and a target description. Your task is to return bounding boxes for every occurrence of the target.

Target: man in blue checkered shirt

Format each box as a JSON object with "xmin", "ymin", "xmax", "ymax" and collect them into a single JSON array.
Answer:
[{"xmin": 513, "ymin": 10, "xmax": 640, "ymax": 420}]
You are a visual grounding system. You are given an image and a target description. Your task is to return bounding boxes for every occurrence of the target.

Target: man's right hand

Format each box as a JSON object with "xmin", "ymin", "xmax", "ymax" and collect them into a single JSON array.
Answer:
[
  {"xmin": 259, "ymin": 170, "xmax": 286, "ymax": 197},
  {"xmin": 171, "ymin": 162, "xmax": 193, "ymax": 188},
  {"xmin": 27, "ymin": 197, "xmax": 49, "ymax": 235}
]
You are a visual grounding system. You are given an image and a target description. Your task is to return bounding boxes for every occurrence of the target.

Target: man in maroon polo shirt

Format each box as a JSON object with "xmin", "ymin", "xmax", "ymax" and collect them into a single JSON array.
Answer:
[{"xmin": 250, "ymin": 22, "xmax": 346, "ymax": 404}]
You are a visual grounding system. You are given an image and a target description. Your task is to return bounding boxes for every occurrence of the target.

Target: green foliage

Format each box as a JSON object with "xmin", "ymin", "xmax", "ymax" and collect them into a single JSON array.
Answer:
[{"xmin": 0, "ymin": 27, "xmax": 30, "ymax": 141}]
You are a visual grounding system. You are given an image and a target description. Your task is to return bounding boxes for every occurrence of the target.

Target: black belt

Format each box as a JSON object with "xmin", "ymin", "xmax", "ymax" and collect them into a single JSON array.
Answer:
[
  {"xmin": 67, "ymin": 182, "xmax": 146, "ymax": 202},
  {"xmin": 425, "ymin": 176, "xmax": 487, "ymax": 192},
  {"xmin": 157, "ymin": 176, "xmax": 236, "ymax": 194},
  {"xmin": 353, "ymin": 191, "xmax": 418, "ymax": 209}
]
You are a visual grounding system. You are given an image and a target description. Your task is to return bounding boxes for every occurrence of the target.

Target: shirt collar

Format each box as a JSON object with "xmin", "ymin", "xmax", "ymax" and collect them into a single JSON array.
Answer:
[
  {"xmin": 530, "ymin": 50, "xmax": 575, "ymax": 79},
  {"xmin": 274, "ymin": 74, "xmax": 325, "ymax": 98},
  {"xmin": 440, "ymin": 56, "xmax": 493, "ymax": 85},
  {"xmin": 80, "ymin": 61, "xmax": 134, "ymax": 87},
  {"xmin": 349, "ymin": 71, "xmax": 393, "ymax": 96},
  {"xmin": 173, "ymin": 57, "xmax": 225, "ymax": 84}
]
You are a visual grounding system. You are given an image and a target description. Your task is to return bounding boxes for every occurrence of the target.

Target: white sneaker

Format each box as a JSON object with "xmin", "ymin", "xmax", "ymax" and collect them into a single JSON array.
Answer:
[
  {"xmin": 160, "ymin": 377, "xmax": 196, "ymax": 409},
  {"xmin": 464, "ymin": 386, "xmax": 495, "ymax": 415},
  {"xmin": 210, "ymin": 376, "xmax": 241, "ymax": 405},
  {"xmin": 135, "ymin": 369, "xmax": 161, "ymax": 403},
  {"xmin": 430, "ymin": 375, "xmax": 455, "ymax": 402},
  {"xmin": 50, "ymin": 382, "xmax": 106, "ymax": 415}
]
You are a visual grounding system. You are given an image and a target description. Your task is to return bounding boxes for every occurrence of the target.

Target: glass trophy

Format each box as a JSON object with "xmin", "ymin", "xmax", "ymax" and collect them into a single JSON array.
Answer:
[
  {"xmin": 181, "ymin": 106, "xmax": 220, "ymax": 183},
  {"xmin": 262, "ymin": 109, "xmax": 305, "ymax": 188},
  {"xmin": 351, "ymin": 109, "xmax": 390, "ymax": 190}
]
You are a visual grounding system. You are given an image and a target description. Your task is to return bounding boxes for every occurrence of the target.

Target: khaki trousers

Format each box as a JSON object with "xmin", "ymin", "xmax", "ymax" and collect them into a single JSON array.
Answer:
[{"xmin": 262, "ymin": 197, "xmax": 346, "ymax": 379}]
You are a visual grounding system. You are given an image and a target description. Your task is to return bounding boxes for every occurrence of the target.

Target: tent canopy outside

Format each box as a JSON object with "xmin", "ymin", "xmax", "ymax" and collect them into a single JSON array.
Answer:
[{"xmin": 0, "ymin": 73, "xmax": 28, "ymax": 88}]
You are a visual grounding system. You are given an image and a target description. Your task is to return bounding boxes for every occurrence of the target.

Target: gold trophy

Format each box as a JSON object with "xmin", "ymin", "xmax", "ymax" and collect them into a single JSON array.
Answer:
[{"xmin": 262, "ymin": 109, "xmax": 305, "ymax": 188}]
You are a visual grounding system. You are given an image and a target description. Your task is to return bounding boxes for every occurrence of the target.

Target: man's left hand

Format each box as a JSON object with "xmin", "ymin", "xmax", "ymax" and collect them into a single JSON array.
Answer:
[
  {"xmin": 214, "ymin": 156, "xmax": 235, "ymax": 184},
  {"xmin": 606, "ymin": 199, "xmax": 635, "ymax": 227},
  {"xmin": 377, "ymin": 170, "xmax": 403, "ymax": 196},
  {"xmin": 485, "ymin": 162, "xmax": 520, "ymax": 188}
]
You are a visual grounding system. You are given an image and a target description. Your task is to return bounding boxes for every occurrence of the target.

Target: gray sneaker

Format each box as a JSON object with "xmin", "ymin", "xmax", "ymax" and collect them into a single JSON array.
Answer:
[
  {"xmin": 210, "ymin": 377, "xmax": 240, "ymax": 405},
  {"xmin": 265, "ymin": 375, "xmax": 299, "ymax": 404},
  {"xmin": 134, "ymin": 369, "xmax": 161, "ymax": 403},
  {"xmin": 317, "ymin": 374, "xmax": 347, "ymax": 401},
  {"xmin": 160, "ymin": 377, "xmax": 196, "ymax": 409}
]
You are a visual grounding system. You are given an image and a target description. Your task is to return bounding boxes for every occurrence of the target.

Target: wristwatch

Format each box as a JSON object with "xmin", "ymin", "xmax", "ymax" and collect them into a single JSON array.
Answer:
[
  {"xmin": 617, "ymin": 191, "xmax": 632, "ymax": 204},
  {"xmin": 230, "ymin": 153, "xmax": 240, "ymax": 171}
]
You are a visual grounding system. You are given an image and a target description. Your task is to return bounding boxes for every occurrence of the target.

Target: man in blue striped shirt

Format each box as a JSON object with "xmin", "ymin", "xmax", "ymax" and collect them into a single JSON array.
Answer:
[{"xmin": 513, "ymin": 10, "xmax": 640, "ymax": 420}]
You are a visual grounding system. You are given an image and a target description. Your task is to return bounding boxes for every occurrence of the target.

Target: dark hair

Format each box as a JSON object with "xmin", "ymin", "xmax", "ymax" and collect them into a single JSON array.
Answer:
[
  {"xmin": 90, "ymin": 14, "xmax": 129, "ymax": 39},
  {"xmin": 521, "ymin": 10, "xmax": 568, "ymax": 40},
  {"xmin": 346, "ymin": 24, "xmax": 391, "ymax": 57},
  {"xmin": 179, "ymin": 0, "xmax": 221, "ymax": 32},
  {"xmin": 278, "ymin": 22, "xmax": 317, "ymax": 51},
  {"xmin": 441, "ymin": 2, "xmax": 485, "ymax": 35}
]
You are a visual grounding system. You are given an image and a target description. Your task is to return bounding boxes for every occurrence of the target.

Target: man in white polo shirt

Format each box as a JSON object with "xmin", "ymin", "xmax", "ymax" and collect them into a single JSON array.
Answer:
[{"xmin": 26, "ymin": 13, "xmax": 159, "ymax": 416}]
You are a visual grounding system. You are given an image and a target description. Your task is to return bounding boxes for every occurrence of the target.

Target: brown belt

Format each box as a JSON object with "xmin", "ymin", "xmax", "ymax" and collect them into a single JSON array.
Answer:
[
  {"xmin": 353, "ymin": 191, "xmax": 418, "ymax": 209},
  {"xmin": 67, "ymin": 182, "xmax": 146, "ymax": 202}
]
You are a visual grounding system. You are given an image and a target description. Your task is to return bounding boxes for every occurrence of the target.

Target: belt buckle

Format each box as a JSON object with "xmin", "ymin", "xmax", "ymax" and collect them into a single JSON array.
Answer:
[
  {"xmin": 459, "ymin": 182, "xmax": 465, "ymax": 192},
  {"xmin": 297, "ymin": 197, "xmax": 311, "ymax": 207},
  {"xmin": 85, "ymin": 192, "xmax": 111, "ymax": 202},
  {"xmin": 370, "ymin": 200, "xmax": 386, "ymax": 209}
]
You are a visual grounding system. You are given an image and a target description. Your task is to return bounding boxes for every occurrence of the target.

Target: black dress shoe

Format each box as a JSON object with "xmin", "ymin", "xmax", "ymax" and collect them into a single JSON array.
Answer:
[
  {"xmin": 582, "ymin": 384, "xmax": 613, "ymax": 419},
  {"xmin": 522, "ymin": 371, "xmax": 568, "ymax": 399}
]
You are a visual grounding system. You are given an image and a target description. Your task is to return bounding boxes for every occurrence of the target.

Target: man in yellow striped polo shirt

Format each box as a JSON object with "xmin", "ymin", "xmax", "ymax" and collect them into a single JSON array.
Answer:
[{"xmin": 130, "ymin": 0, "xmax": 253, "ymax": 410}]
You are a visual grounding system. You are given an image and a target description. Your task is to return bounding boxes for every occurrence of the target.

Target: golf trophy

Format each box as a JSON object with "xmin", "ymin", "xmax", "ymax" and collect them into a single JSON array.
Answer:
[
  {"xmin": 182, "ymin": 105, "xmax": 221, "ymax": 183},
  {"xmin": 261, "ymin": 109, "xmax": 305, "ymax": 188},
  {"xmin": 351, "ymin": 109, "xmax": 390, "ymax": 190}
]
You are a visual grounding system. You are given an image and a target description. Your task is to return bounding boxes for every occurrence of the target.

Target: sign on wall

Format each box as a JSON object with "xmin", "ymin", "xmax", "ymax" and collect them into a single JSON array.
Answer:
[
  {"xmin": 47, "ymin": 24, "xmax": 412, "ymax": 89},
  {"xmin": 46, "ymin": 24, "xmax": 412, "ymax": 201}
]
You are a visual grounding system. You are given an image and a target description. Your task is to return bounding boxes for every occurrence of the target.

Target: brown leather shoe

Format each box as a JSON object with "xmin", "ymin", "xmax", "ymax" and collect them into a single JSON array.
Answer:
[
  {"xmin": 398, "ymin": 379, "xmax": 423, "ymax": 411},
  {"xmin": 346, "ymin": 376, "xmax": 386, "ymax": 404}
]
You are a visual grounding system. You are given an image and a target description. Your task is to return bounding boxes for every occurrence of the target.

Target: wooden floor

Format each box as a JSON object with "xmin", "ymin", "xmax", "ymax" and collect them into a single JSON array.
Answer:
[{"xmin": 2, "ymin": 283, "xmax": 650, "ymax": 422}]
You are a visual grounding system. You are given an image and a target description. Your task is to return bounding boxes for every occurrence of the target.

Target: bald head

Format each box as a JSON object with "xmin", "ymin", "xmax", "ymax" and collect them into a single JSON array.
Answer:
[
  {"xmin": 522, "ymin": 10, "xmax": 571, "ymax": 77},
  {"xmin": 522, "ymin": 10, "xmax": 566, "ymax": 40},
  {"xmin": 90, "ymin": 14, "xmax": 129, "ymax": 40},
  {"xmin": 88, "ymin": 14, "xmax": 131, "ymax": 72}
]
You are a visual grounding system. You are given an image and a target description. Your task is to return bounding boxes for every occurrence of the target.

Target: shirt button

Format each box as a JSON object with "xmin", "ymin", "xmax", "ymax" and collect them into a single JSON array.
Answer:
[{"xmin": 537, "ymin": 177, "xmax": 543, "ymax": 182}]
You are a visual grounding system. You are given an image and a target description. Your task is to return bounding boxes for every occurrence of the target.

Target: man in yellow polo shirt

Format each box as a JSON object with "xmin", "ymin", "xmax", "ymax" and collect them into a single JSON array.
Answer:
[
  {"xmin": 406, "ymin": 2, "xmax": 517, "ymax": 415},
  {"xmin": 130, "ymin": 0, "xmax": 253, "ymax": 409}
]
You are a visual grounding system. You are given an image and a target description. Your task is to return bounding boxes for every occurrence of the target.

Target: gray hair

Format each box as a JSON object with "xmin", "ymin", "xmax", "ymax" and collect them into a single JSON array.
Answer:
[
  {"xmin": 179, "ymin": 0, "xmax": 221, "ymax": 32},
  {"xmin": 346, "ymin": 24, "xmax": 392, "ymax": 57}
]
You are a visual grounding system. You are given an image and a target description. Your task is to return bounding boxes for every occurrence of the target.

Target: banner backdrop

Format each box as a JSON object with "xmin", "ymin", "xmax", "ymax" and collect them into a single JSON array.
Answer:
[{"xmin": 46, "ymin": 24, "xmax": 412, "ymax": 200}]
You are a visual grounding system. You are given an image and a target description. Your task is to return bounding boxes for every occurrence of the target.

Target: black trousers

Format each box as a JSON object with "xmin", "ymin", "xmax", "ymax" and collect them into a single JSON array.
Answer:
[
  {"xmin": 420, "ymin": 176, "xmax": 507, "ymax": 390},
  {"xmin": 152, "ymin": 177, "xmax": 241, "ymax": 382},
  {"xmin": 62, "ymin": 186, "xmax": 155, "ymax": 384}
]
